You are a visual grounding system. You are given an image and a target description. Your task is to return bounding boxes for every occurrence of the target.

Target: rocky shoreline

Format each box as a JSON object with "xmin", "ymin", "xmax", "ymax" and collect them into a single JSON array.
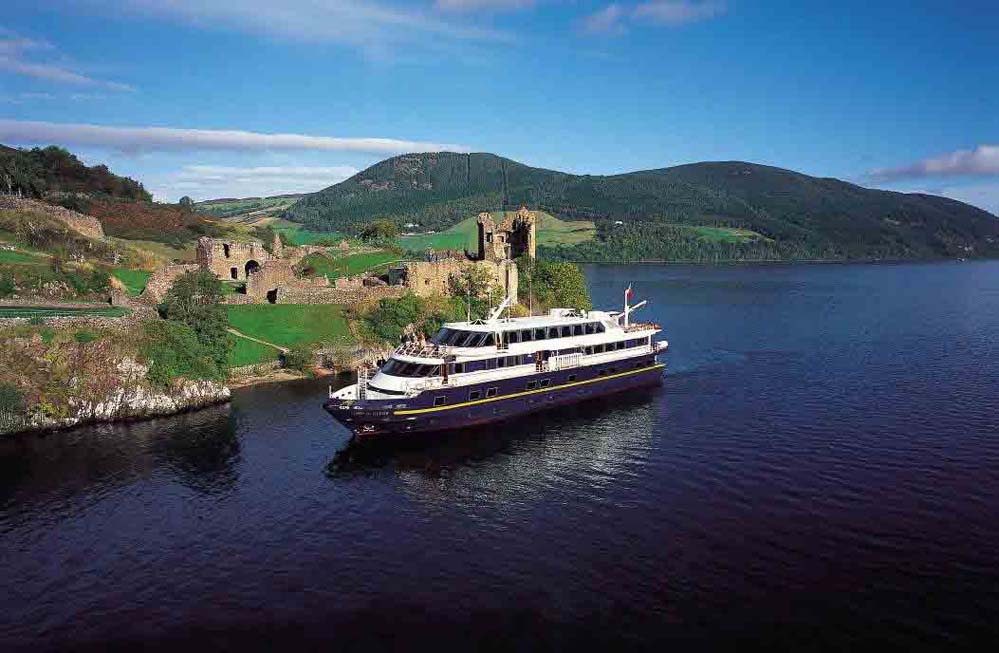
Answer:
[{"xmin": 6, "ymin": 378, "xmax": 231, "ymax": 437}]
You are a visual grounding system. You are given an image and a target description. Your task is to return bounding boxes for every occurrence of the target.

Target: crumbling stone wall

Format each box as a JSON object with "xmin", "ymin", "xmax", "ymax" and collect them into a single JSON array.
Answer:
[
  {"xmin": 196, "ymin": 236, "xmax": 272, "ymax": 281},
  {"xmin": 275, "ymin": 285, "xmax": 405, "ymax": 305},
  {"xmin": 140, "ymin": 264, "xmax": 199, "ymax": 304},
  {"xmin": 0, "ymin": 197, "xmax": 105, "ymax": 240},
  {"xmin": 245, "ymin": 259, "xmax": 297, "ymax": 300},
  {"xmin": 403, "ymin": 258, "xmax": 517, "ymax": 301}
]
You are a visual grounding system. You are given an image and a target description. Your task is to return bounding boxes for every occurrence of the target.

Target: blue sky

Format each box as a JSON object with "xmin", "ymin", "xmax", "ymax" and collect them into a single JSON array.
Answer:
[{"xmin": 1, "ymin": 1, "xmax": 998, "ymax": 212}]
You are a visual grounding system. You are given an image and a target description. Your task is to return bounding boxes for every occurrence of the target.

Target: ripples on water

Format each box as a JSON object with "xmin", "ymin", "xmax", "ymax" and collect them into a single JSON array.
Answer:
[{"xmin": 1, "ymin": 261, "xmax": 998, "ymax": 650}]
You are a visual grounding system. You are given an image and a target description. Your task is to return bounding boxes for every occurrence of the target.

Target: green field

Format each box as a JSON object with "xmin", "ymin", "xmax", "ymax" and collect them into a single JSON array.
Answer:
[
  {"xmin": 0, "ymin": 249, "xmax": 47, "ymax": 264},
  {"xmin": 227, "ymin": 333, "xmax": 281, "ymax": 367},
  {"xmin": 299, "ymin": 250, "xmax": 405, "ymax": 281},
  {"xmin": 0, "ymin": 305, "xmax": 130, "ymax": 318},
  {"xmin": 226, "ymin": 304, "xmax": 349, "ymax": 348},
  {"xmin": 398, "ymin": 211, "xmax": 596, "ymax": 252},
  {"xmin": 684, "ymin": 225, "xmax": 768, "ymax": 243},
  {"xmin": 112, "ymin": 268, "xmax": 152, "ymax": 296}
]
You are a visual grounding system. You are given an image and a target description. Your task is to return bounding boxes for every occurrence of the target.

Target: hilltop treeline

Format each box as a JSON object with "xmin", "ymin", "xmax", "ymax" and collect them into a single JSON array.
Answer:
[
  {"xmin": 285, "ymin": 152, "xmax": 999, "ymax": 260},
  {"xmin": 0, "ymin": 145, "xmax": 150, "ymax": 201}
]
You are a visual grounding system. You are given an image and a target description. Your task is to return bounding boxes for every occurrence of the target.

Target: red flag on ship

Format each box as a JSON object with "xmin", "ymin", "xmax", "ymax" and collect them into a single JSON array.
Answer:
[{"xmin": 626, "ymin": 285, "xmax": 633, "ymax": 302}]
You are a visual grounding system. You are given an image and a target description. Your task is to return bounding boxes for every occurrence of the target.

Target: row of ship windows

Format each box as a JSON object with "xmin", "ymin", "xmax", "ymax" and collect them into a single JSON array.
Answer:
[
  {"xmin": 383, "ymin": 338, "xmax": 650, "ymax": 378},
  {"xmin": 431, "ymin": 360, "xmax": 647, "ymax": 406},
  {"xmin": 432, "ymin": 322, "xmax": 607, "ymax": 348}
]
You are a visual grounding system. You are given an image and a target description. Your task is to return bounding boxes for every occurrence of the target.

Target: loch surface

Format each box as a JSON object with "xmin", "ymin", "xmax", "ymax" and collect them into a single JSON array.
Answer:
[{"xmin": 2, "ymin": 261, "xmax": 998, "ymax": 650}]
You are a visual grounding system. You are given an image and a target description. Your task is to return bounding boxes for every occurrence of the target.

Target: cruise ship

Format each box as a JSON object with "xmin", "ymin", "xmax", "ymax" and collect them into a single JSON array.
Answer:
[{"xmin": 324, "ymin": 289, "xmax": 668, "ymax": 437}]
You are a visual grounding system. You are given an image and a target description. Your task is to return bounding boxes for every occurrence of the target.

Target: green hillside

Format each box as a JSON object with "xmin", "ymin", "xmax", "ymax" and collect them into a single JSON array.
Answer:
[
  {"xmin": 195, "ymin": 195, "xmax": 304, "ymax": 221},
  {"xmin": 285, "ymin": 153, "xmax": 999, "ymax": 261}
]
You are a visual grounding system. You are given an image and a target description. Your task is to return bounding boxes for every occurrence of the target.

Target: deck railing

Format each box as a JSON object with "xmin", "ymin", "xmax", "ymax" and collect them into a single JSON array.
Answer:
[{"xmin": 394, "ymin": 342, "xmax": 450, "ymax": 358}]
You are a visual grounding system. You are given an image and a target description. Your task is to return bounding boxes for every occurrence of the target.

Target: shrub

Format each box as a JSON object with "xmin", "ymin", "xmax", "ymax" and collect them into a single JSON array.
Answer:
[
  {"xmin": 141, "ymin": 320, "xmax": 224, "ymax": 386},
  {"xmin": 283, "ymin": 342, "xmax": 315, "ymax": 372},
  {"xmin": 159, "ymin": 270, "xmax": 230, "ymax": 372},
  {"xmin": 74, "ymin": 329, "xmax": 97, "ymax": 343},
  {"xmin": 0, "ymin": 383, "xmax": 25, "ymax": 434},
  {"xmin": 0, "ymin": 274, "xmax": 15, "ymax": 298}
]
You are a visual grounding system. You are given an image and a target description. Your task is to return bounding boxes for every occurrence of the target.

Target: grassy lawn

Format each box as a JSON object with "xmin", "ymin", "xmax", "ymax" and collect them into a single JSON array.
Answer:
[
  {"xmin": 111, "ymin": 268, "xmax": 152, "ymax": 296},
  {"xmin": 272, "ymin": 222, "xmax": 349, "ymax": 246},
  {"xmin": 684, "ymin": 226, "xmax": 769, "ymax": 244},
  {"xmin": 226, "ymin": 304, "xmax": 350, "ymax": 348},
  {"xmin": 399, "ymin": 211, "xmax": 596, "ymax": 252},
  {"xmin": 0, "ymin": 249, "xmax": 48, "ymax": 264},
  {"xmin": 0, "ymin": 305, "xmax": 130, "ymax": 318},
  {"xmin": 227, "ymin": 333, "xmax": 281, "ymax": 367},
  {"xmin": 299, "ymin": 250, "xmax": 405, "ymax": 281}
]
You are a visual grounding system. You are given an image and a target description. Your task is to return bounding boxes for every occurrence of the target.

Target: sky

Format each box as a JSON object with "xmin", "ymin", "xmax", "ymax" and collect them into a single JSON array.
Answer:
[{"xmin": 1, "ymin": 1, "xmax": 998, "ymax": 213}]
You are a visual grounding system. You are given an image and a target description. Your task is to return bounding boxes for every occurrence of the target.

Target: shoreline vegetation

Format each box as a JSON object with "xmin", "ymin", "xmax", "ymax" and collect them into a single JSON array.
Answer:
[{"xmin": 0, "ymin": 260, "xmax": 593, "ymax": 438}]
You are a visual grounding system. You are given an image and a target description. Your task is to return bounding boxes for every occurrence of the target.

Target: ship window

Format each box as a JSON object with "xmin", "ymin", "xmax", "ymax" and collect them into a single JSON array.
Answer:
[
  {"xmin": 596, "ymin": 323, "xmax": 605, "ymax": 333},
  {"xmin": 526, "ymin": 381, "xmax": 538, "ymax": 390},
  {"xmin": 573, "ymin": 325, "xmax": 583, "ymax": 336},
  {"xmin": 454, "ymin": 363, "xmax": 466, "ymax": 374},
  {"xmin": 584, "ymin": 323, "xmax": 595, "ymax": 335},
  {"xmin": 548, "ymin": 327, "xmax": 560, "ymax": 339},
  {"xmin": 540, "ymin": 379, "xmax": 551, "ymax": 388},
  {"xmin": 483, "ymin": 333, "xmax": 494, "ymax": 347},
  {"xmin": 561, "ymin": 326, "xmax": 571, "ymax": 337},
  {"xmin": 432, "ymin": 328, "xmax": 452, "ymax": 345},
  {"xmin": 534, "ymin": 328, "xmax": 546, "ymax": 341},
  {"xmin": 497, "ymin": 357, "xmax": 506, "ymax": 368},
  {"xmin": 521, "ymin": 329, "xmax": 533, "ymax": 342},
  {"xmin": 468, "ymin": 390, "xmax": 482, "ymax": 401},
  {"xmin": 567, "ymin": 374, "xmax": 577, "ymax": 382},
  {"xmin": 434, "ymin": 396, "xmax": 446, "ymax": 406},
  {"xmin": 508, "ymin": 330, "xmax": 520, "ymax": 344},
  {"xmin": 486, "ymin": 387, "xmax": 498, "ymax": 398},
  {"xmin": 506, "ymin": 355, "xmax": 520, "ymax": 367},
  {"xmin": 598, "ymin": 369, "xmax": 607, "ymax": 376}
]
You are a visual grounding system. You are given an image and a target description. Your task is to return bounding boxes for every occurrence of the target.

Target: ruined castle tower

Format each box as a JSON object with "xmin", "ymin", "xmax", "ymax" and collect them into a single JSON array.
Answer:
[
  {"xmin": 196, "ymin": 236, "xmax": 273, "ymax": 281},
  {"xmin": 476, "ymin": 207, "xmax": 536, "ymax": 262}
]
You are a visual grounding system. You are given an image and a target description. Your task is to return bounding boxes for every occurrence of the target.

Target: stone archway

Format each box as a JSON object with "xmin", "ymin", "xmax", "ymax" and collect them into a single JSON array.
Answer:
[{"xmin": 245, "ymin": 260, "xmax": 260, "ymax": 277}]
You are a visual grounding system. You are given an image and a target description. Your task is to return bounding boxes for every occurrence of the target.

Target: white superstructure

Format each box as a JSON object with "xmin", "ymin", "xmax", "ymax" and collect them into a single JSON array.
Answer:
[{"xmin": 330, "ymin": 302, "xmax": 668, "ymax": 402}]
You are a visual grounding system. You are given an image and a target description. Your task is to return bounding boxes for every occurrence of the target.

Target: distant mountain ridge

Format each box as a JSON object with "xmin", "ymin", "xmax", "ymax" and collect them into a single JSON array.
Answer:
[{"xmin": 285, "ymin": 152, "xmax": 999, "ymax": 260}]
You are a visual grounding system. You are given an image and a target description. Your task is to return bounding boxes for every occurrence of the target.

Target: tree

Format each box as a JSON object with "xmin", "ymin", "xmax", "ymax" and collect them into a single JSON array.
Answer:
[
  {"xmin": 359, "ymin": 219, "xmax": 399, "ymax": 241},
  {"xmin": 448, "ymin": 265, "xmax": 494, "ymax": 320},
  {"xmin": 179, "ymin": 196, "xmax": 195, "ymax": 210},
  {"xmin": 159, "ymin": 270, "xmax": 230, "ymax": 372},
  {"xmin": 518, "ymin": 258, "xmax": 591, "ymax": 312}
]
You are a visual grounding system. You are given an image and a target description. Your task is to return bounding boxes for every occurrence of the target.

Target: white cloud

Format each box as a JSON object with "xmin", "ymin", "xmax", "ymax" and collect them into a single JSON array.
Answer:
[
  {"xmin": 100, "ymin": 0, "xmax": 509, "ymax": 53},
  {"xmin": 0, "ymin": 31, "xmax": 133, "ymax": 91},
  {"xmin": 580, "ymin": 0, "xmax": 726, "ymax": 35},
  {"xmin": 433, "ymin": 0, "xmax": 534, "ymax": 12},
  {"xmin": 0, "ymin": 120, "xmax": 469, "ymax": 155},
  {"xmin": 150, "ymin": 164, "xmax": 359, "ymax": 202},
  {"xmin": 869, "ymin": 145, "xmax": 999, "ymax": 181},
  {"xmin": 934, "ymin": 182, "xmax": 999, "ymax": 215},
  {"xmin": 580, "ymin": 4, "xmax": 627, "ymax": 34},
  {"xmin": 632, "ymin": 0, "xmax": 726, "ymax": 25}
]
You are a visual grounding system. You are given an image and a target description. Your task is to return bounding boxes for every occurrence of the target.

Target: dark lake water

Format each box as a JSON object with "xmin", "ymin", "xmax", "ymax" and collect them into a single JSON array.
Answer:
[{"xmin": 2, "ymin": 261, "xmax": 999, "ymax": 650}]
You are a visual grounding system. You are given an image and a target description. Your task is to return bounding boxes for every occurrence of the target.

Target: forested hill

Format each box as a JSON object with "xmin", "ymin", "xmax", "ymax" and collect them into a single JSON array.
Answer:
[
  {"xmin": 0, "ymin": 145, "xmax": 150, "ymax": 201},
  {"xmin": 285, "ymin": 152, "xmax": 999, "ymax": 260}
]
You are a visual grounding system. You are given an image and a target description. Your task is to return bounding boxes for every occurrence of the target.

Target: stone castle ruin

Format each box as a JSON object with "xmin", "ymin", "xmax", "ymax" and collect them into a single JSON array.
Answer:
[
  {"xmin": 395, "ymin": 207, "xmax": 536, "ymax": 302},
  {"xmin": 184, "ymin": 207, "xmax": 536, "ymax": 305}
]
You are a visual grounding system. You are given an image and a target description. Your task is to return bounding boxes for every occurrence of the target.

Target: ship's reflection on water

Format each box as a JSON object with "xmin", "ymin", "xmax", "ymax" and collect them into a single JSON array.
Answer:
[{"xmin": 326, "ymin": 388, "xmax": 663, "ymax": 489}]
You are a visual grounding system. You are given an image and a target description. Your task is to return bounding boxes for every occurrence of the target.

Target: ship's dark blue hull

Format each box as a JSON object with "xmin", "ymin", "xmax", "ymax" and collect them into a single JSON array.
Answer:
[{"xmin": 324, "ymin": 353, "xmax": 664, "ymax": 438}]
